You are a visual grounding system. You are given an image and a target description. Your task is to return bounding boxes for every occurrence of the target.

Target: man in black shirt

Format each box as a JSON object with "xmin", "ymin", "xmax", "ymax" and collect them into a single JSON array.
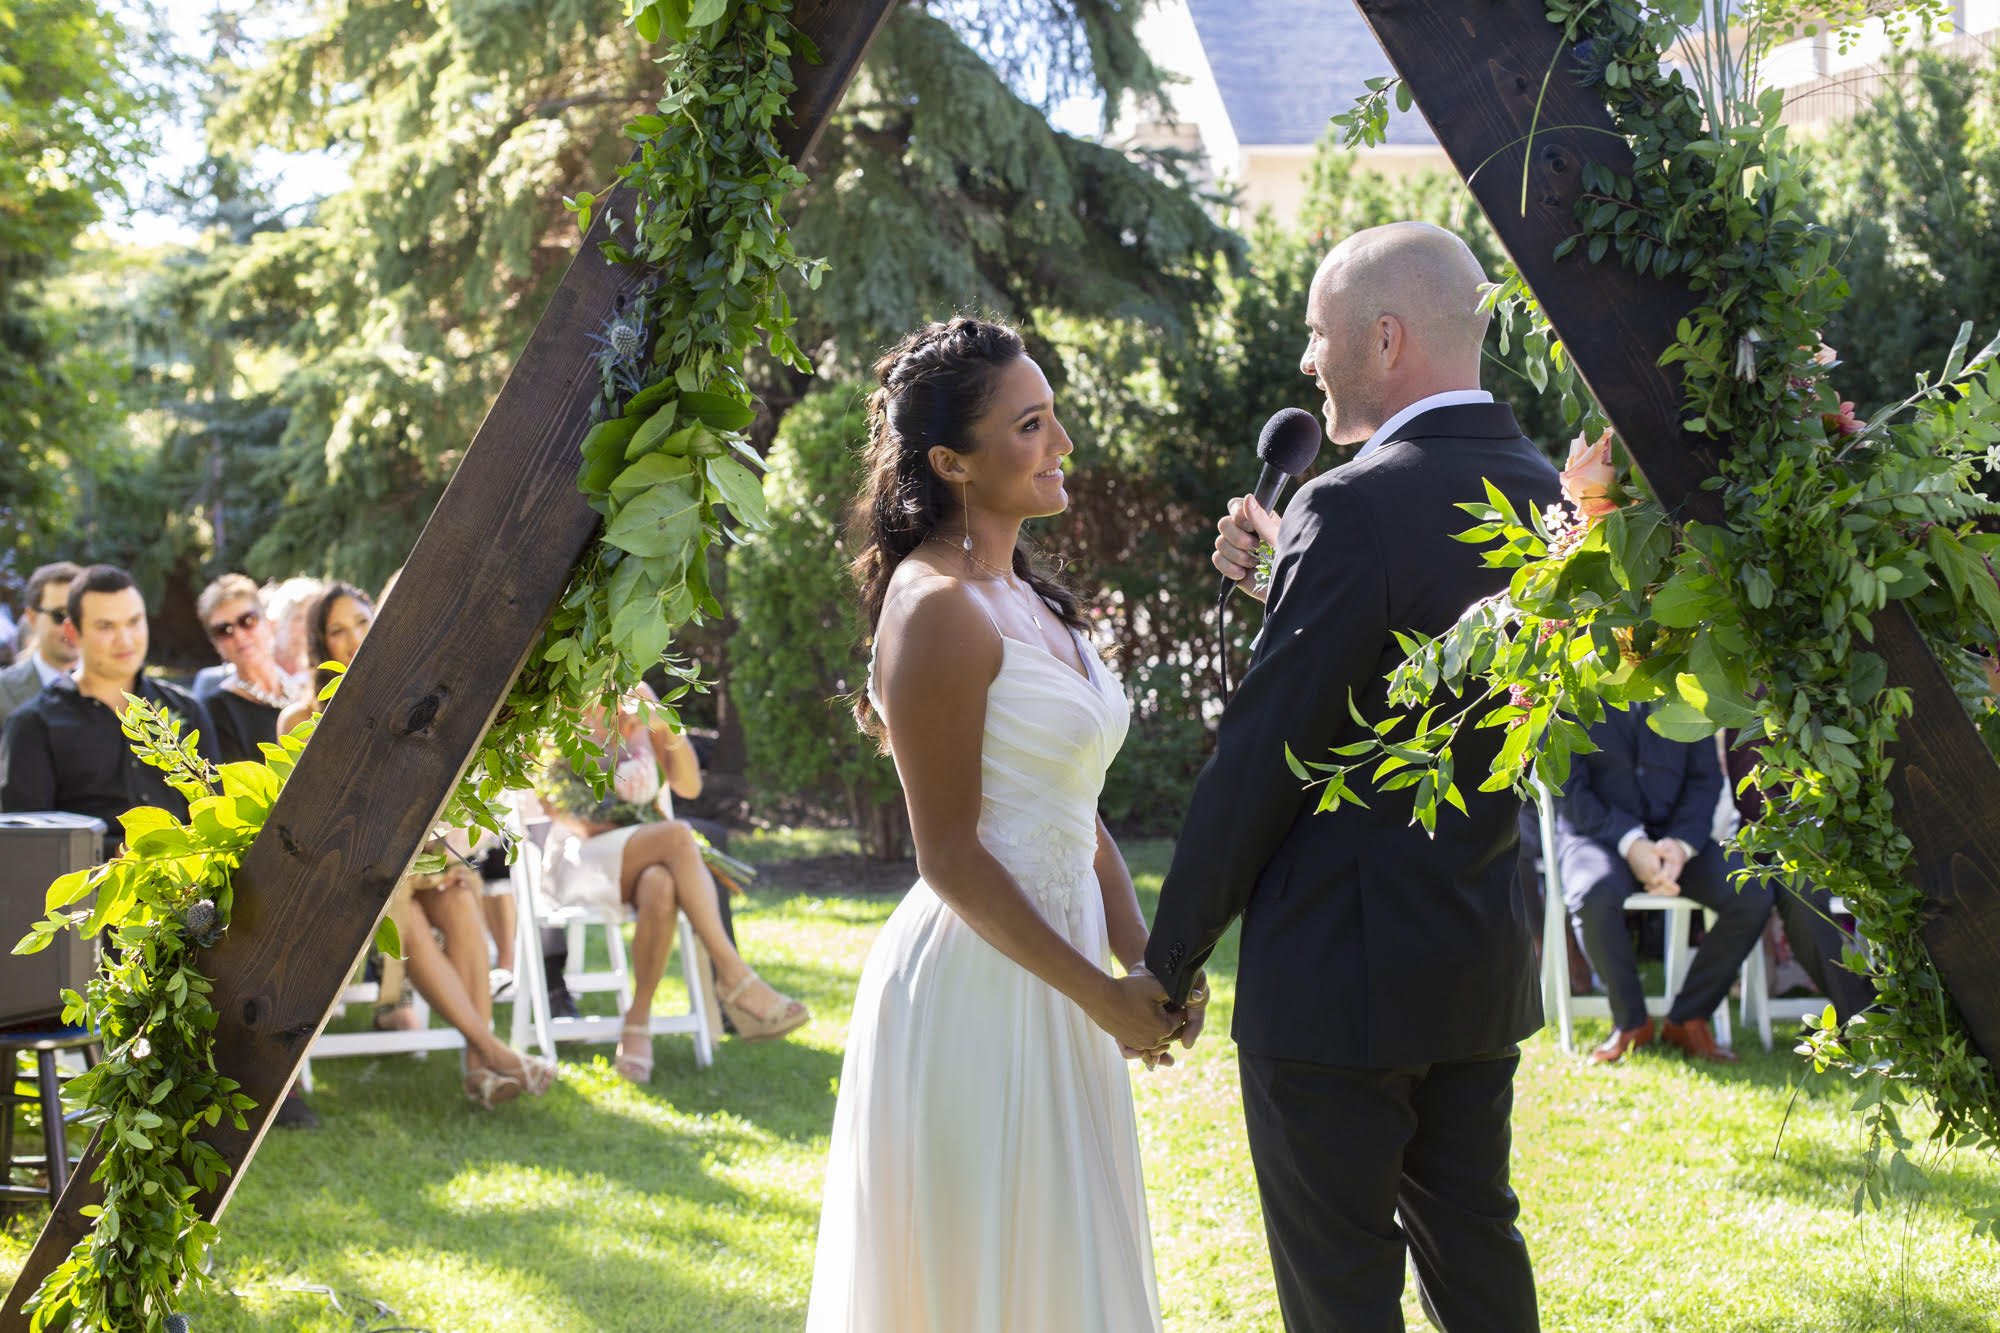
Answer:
[
  {"xmin": 0, "ymin": 565, "xmax": 321, "ymax": 1128},
  {"xmin": 0, "ymin": 566, "xmax": 218, "ymax": 824}
]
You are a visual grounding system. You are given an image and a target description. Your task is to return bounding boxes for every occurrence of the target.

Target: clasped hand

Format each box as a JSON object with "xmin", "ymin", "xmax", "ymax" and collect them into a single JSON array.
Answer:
[
  {"xmin": 1626, "ymin": 836, "xmax": 1688, "ymax": 896},
  {"xmin": 1097, "ymin": 967, "xmax": 1208, "ymax": 1071}
]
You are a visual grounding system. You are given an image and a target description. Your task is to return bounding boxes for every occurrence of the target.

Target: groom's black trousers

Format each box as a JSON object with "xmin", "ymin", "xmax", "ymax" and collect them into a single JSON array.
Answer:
[{"xmin": 1239, "ymin": 1047, "xmax": 1539, "ymax": 1333}]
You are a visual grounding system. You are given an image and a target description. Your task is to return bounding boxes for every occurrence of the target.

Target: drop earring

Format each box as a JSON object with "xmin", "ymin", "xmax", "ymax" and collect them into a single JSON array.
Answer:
[{"xmin": 959, "ymin": 481, "xmax": 973, "ymax": 555}]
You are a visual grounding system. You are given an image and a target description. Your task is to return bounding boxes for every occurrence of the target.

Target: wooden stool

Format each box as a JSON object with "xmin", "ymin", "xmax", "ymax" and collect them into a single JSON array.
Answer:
[{"xmin": 0, "ymin": 1024, "xmax": 97, "ymax": 1208}]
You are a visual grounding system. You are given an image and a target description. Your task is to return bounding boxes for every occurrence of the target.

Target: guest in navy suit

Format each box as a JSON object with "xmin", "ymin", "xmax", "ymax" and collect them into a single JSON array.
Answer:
[{"xmin": 1554, "ymin": 704, "xmax": 1770, "ymax": 1064}]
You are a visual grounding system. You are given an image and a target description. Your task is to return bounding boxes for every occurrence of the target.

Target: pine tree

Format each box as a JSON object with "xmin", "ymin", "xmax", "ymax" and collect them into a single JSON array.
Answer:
[
  {"xmin": 197, "ymin": 0, "xmax": 1237, "ymax": 588},
  {"xmin": 0, "ymin": 0, "xmax": 152, "ymax": 579}
]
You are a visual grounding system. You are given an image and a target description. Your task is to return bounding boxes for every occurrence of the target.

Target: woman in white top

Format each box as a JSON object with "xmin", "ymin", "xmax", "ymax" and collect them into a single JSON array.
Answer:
[{"xmin": 537, "ymin": 686, "xmax": 809, "ymax": 1081}]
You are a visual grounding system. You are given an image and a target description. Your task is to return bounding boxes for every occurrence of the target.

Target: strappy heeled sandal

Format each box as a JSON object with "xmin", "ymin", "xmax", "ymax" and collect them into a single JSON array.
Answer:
[
  {"xmin": 509, "ymin": 1050, "xmax": 558, "ymax": 1096},
  {"xmin": 464, "ymin": 1066, "xmax": 523, "ymax": 1109},
  {"xmin": 718, "ymin": 972, "xmax": 811, "ymax": 1043},
  {"xmin": 615, "ymin": 1024, "xmax": 655, "ymax": 1084}
]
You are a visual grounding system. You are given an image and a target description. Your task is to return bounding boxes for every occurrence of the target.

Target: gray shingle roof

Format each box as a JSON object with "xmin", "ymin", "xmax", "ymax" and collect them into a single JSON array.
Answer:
[{"xmin": 1185, "ymin": 0, "xmax": 1439, "ymax": 148}]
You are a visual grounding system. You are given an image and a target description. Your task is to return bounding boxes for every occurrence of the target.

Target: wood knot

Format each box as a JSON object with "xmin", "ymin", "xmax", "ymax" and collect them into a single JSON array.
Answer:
[
  {"xmin": 402, "ymin": 691, "xmax": 443, "ymax": 736},
  {"xmin": 276, "ymin": 824, "xmax": 304, "ymax": 861},
  {"xmin": 1542, "ymin": 146, "xmax": 1571, "ymax": 174},
  {"xmin": 241, "ymin": 997, "xmax": 263, "ymax": 1027}
]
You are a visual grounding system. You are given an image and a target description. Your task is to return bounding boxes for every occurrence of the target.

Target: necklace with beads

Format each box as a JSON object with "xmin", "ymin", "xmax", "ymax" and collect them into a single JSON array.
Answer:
[
  {"xmin": 222, "ymin": 665, "xmax": 302, "ymax": 710},
  {"xmin": 924, "ymin": 533, "xmax": 1045, "ymax": 629}
]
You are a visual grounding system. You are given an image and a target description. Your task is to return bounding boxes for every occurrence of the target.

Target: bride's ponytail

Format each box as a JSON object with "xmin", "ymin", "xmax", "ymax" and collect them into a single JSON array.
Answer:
[{"xmin": 849, "ymin": 316, "xmax": 1085, "ymax": 737}]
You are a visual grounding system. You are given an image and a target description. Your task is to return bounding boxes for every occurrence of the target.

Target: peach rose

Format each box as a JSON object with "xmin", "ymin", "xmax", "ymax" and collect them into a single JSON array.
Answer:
[
  {"xmin": 1823, "ymin": 400, "xmax": 1863, "ymax": 437},
  {"xmin": 1561, "ymin": 429, "xmax": 1620, "ymax": 523}
]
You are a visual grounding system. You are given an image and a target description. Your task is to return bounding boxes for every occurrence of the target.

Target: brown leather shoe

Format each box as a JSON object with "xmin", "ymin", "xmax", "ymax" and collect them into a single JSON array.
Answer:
[
  {"xmin": 1590, "ymin": 1020, "xmax": 1655, "ymax": 1064},
  {"xmin": 1662, "ymin": 1017, "xmax": 1739, "ymax": 1063}
]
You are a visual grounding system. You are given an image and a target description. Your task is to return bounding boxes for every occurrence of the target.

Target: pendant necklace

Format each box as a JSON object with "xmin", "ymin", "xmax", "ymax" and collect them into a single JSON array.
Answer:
[{"xmin": 928, "ymin": 533, "xmax": 1041, "ymax": 628}]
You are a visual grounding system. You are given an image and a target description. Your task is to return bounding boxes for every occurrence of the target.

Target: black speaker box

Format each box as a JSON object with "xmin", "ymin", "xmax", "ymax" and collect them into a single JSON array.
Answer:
[{"xmin": 1, "ymin": 812, "xmax": 106, "ymax": 1027}]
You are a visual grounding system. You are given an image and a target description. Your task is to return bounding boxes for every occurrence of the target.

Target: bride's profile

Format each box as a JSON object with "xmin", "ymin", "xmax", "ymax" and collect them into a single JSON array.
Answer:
[{"xmin": 804, "ymin": 316, "xmax": 1196, "ymax": 1332}]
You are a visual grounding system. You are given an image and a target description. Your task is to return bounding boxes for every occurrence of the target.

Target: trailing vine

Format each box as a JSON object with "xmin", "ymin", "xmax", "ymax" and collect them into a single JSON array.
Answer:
[
  {"xmin": 13, "ymin": 0, "xmax": 820, "ymax": 1324},
  {"xmin": 13, "ymin": 703, "xmax": 313, "ymax": 1330},
  {"xmin": 1322, "ymin": 0, "xmax": 2000, "ymax": 1231},
  {"xmin": 456, "ymin": 0, "xmax": 819, "ymax": 832}
]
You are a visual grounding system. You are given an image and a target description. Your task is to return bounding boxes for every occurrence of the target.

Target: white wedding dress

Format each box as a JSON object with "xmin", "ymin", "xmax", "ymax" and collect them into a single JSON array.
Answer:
[{"xmin": 805, "ymin": 628, "xmax": 1160, "ymax": 1333}]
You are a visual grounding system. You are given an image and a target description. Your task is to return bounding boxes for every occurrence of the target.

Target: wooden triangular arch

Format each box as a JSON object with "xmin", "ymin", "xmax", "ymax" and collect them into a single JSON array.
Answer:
[{"xmin": 7, "ymin": 0, "xmax": 1999, "ymax": 1320}]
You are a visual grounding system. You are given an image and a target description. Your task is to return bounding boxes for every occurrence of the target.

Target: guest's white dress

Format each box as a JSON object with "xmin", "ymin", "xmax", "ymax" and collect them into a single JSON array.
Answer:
[{"xmin": 806, "ymin": 630, "xmax": 1160, "ymax": 1333}]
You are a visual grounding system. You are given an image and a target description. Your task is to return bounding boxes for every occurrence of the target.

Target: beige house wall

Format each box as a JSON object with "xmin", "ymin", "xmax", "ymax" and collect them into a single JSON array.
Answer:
[{"xmin": 1230, "ymin": 144, "xmax": 1452, "ymax": 226}]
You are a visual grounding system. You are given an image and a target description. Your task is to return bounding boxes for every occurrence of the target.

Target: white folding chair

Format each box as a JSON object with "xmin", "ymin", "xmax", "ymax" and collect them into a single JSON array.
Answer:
[
  {"xmin": 512, "ymin": 816, "xmax": 714, "ymax": 1070},
  {"xmin": 1535, "ymin": 781, "xmax": 1765, "ymax": 1053}
]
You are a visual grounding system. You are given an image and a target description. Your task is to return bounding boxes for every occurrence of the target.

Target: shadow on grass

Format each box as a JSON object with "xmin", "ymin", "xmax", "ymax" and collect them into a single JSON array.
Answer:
[{"xmin": 178, "ymin": 1054, "xmax": 825, "ymax": 1330}]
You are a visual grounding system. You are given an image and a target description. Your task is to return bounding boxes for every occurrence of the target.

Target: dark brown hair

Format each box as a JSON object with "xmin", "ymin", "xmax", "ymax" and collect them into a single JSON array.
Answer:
[
  {"xmin": 306, "ymin": 582, "xmax": 373, "ymax": 696},
  {"xmin": 849, "ymin": 317, "xmax": 1084, "ymax": 731},
  {"xmin": 24, "ymin": 561, "xmax": 82, "ymax": 618},
  {"xmin": 66, "ymin": 564, "xmax": 139, "ymax": 627}
]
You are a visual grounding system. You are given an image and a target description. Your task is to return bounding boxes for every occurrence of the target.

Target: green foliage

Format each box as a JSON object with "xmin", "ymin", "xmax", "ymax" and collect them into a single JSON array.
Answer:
[
  {"xmin": 785, "ymin": 5, "xmax": 1235, "ymax": 373},
  {"xmin": 0, "ymin": 0, "xmax": 154, "ymax": 573},
  {"xmin": 13, "ymin": 698, "xmax": 288, "ymax": 1329},
  {"xmin": 1814, "ymin": 49, "xmax": 2000, "ymax": 419},
  {"xmin": 1311, "ymin": 0, "xmax": 2000, "ymax": 1210},
  {"xmin": 462, "ymin": 0, "xmax": 819, "ymax": 850},
  {"xmin": 730, "ymin": 384, "xmax": 907, "ymax": 855},
  {"xmin": 202, "ymin": 0, "xmax": 653, "ymax": 586}
]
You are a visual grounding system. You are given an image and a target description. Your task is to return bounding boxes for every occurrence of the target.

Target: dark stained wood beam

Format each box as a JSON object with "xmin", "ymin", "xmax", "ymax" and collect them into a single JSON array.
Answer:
[
  {"xmin": 2, "ymin": 0, "xmax": 897, "ymax": 1321},
  {"xmin": 1350, "ymin": 0, "xmax": 2000, "ymax": 1064}
]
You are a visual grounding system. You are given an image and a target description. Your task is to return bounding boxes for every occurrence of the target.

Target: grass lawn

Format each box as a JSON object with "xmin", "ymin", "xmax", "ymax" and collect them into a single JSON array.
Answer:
[{"xmin": 5, "ymin": 835, "xmax": 1998, "ymax": 1330}]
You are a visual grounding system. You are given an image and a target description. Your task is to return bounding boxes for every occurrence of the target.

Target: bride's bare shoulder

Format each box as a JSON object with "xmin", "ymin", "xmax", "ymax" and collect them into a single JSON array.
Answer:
[{"xmin": 876, "ymin": 558, "xmax": 999, "ymax": 677}]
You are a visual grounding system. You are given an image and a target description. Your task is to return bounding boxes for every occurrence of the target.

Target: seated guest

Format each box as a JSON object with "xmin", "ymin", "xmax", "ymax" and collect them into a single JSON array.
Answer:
[
  {"xmin": 1721, "ymin": 732, "xmax": 1873, "ymax": 1023},
  {"xmin": 0, "ymin": 561, "xmax": 82, "ymax": 738},
  {"xmin": 1555, "ymin": 703, "xmax": 1772, "ymax": 1064},
  {"xmin": 263, "ymin": 575, "xmax": 325, "ymax": 679},
  {"xmin": 1, "ymin": 565, "xmax": 325, "ymax": 1127},
  {"xmin": 193, "ymin": 573, "xmax": 308, "ymax": 764},
  {"xmin": 0, "ymin": 565, "xmax": 218, "ymax": 824},
  {"xmin": 281, "ymin": 580, "xmax": 554, "ymax": 1105},
  {"xmin": 537, "ymin": 689, "xmax": 809, "ymax": 1081},
  {"xmin": 277, "ymin": 582, "xmax": 374, "ymax": 738}
]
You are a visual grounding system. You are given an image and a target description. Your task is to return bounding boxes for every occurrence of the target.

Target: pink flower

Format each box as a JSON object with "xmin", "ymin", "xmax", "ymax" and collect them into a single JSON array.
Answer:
[
  {"xmin": 1822, "ymin": 400, "xmax": 1863, "ymax": 437},
  {"xmin": 1560, "ymin": 429, "xmax": 1620, "ymax": 523},
  {"xmin": 1507, "ymin": 682, "xmax": 1533, "ymax": 727},
  {"xmin": 1812, "ymin": 342, "xmax": 1839, "ymax": 367}
]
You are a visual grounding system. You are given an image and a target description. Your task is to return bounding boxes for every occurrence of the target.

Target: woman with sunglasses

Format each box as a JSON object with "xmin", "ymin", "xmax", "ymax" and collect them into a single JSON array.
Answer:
[{"xmin": 193, "ymin": 573, "xmax": 309, "ymax": 764}]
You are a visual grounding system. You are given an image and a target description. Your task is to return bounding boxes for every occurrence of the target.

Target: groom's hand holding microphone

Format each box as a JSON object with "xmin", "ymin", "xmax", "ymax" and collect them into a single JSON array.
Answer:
[{"xmin": 1214, "ymin": 496, "xmax": 1284, "ymax": 603}]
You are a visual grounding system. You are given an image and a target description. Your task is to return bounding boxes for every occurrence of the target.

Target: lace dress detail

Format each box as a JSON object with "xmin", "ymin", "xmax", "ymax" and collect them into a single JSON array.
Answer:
[
  {"xmin": 981, "ymin": 815, "xmax": 1100, "ymax": 935},
  {"xmin": 809, "ymin": 631, "xmax": 1155, "ymax": 1333}
]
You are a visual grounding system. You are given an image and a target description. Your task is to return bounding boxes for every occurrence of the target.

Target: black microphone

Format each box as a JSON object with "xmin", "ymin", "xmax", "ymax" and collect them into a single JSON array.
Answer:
[{"xmin": 1218, "ymin": 407, "xmax": 1323, "ymax": 605}]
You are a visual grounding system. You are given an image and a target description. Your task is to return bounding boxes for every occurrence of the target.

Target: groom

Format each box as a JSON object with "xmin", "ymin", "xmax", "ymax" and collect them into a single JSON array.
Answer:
[{"xmin": 1145, "ymin": 222, "xmax": 1558, "ymax": 1331}]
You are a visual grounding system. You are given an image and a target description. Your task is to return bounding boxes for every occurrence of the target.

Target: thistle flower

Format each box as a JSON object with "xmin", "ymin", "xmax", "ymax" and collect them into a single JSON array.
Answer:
[
  {"xmin": 606, "ymin": 318, "xmax": 644, "ymax": 362},
  {"xmin": 182, "ymin": 898, "xmax": 222, "ymax": 947}
]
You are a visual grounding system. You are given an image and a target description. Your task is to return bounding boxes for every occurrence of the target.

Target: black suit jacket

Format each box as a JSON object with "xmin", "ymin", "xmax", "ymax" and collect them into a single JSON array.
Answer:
[
  {"xmin": 1555, "ymin": 705, "xmax": 1721, "ymax": 854},
  {"xmin": 1146, "ymin": 403, "xmax": 1559, "ymax": 1068}
]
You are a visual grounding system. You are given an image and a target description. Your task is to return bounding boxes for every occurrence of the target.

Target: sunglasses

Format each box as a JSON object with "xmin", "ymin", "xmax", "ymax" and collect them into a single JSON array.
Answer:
[
  {"xmin": 37, "ymin": 605, "xmax": 69, "ymax": 626},
  {"xmin": 208, "ymin": 608, "xmax": 264, "ymax": 641}
]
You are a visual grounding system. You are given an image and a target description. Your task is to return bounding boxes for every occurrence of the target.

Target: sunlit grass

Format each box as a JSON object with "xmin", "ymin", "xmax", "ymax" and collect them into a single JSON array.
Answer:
[{"xmin": 5, "ymin": 840, "xmax": 1997, "ymax": 1330}]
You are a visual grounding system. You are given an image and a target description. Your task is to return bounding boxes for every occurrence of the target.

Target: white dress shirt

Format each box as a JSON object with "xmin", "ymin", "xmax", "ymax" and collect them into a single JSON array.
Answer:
[
  {"xmin": 1352, "ymin": 389, "xmax": 1496, "ymax": 463},
  {"xmin": 33, "ymin": 652, "xmax": 62, "ymax": 688}
]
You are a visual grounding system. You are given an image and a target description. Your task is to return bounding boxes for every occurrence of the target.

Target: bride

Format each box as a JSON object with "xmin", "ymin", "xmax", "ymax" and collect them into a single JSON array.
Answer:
[{"xmin": 805, "ymin": 317, "xmax": 1201, "ymax": 1332}]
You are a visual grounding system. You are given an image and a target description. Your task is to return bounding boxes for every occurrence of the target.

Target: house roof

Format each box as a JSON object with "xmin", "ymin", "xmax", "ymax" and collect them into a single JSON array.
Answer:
[{"xmin": 1185, "ymin": 0, "xmax": 1439, "ymax": 148}]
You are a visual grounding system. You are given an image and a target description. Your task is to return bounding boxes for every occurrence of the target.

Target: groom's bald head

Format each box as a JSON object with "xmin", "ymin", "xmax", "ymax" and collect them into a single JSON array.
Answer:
[{"xmin": 1301, "ymin": 221, "xmax": 1491, "ymax": 445}]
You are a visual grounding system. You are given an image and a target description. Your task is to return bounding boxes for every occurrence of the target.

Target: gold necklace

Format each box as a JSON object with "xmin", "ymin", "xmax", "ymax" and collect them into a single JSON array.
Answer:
[{"xmin": 924, "ymin": 534, "xmax": 1043, "ymax": 628}]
